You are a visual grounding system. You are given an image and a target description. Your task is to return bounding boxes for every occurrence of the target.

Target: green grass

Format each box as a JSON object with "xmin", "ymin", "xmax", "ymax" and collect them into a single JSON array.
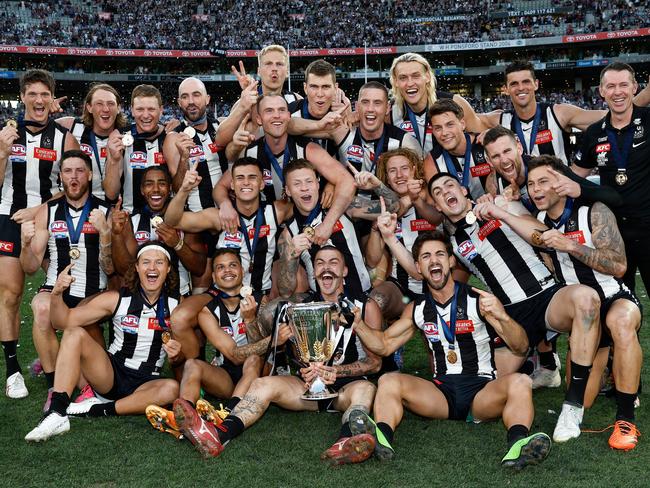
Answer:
[{"xmin": 1, "ymin": 272, "xmax": 649, "ymax": 488}]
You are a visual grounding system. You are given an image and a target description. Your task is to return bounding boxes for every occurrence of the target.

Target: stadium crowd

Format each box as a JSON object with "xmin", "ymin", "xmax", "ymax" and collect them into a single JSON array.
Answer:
[
  {"xmin": 0, "ymin": 0, "xmax": 649, "ymax": 49},
  {"xmin": 2, "ymin": 45, "xmax": 650, "ymax": 471}
]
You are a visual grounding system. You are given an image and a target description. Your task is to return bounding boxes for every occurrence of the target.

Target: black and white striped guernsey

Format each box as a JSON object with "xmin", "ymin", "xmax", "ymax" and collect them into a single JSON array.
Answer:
[
  {"xmin": 70, "ymin": 118, "xmax": 109, "ymax": 200},
  {"xmin": 1, "ymin": 120, "xmax": 67, "ymax": 216},
  {"xmin": 120, "ymin": 127, "xmax": 166, "ymax": 212},
  {"xmin": 108, "ymin": 288, "xmax": 179, "ymax": 375},
  {"xmin": 44, "ymin": 195, "xmax": 110, "ymax": 298},
  {"xmin": 337, "ymin": 124, "xmax": 419, "ymax": 174},
  {"xmin": 131, "ymin": 209, "xmax": 191, "ymax": 296},
  {"xmin": 449, "ymin": 213, "xmax": 555, "ymax": 305},
  {"xmin": 215, "ymin": 203, "xmax": 279, "ymax": 292},
  {"xmin": 429, "ymin": 135, "xmax": 489, "ymax": 200},
  {"xmin": 537, "ymin": 203, "xmax": 628, "ymax": 300},
  {"xmin": 243, "ymin": 135, "xmax": 309, "ymax": 202},
  {"xmin": 175, "ymin": 120, "xmax": 229, "ymax": 212},
  {"xmin": 390, "ymin": 90, "xmax": 454, "ymax": 155},
  {"xmin": 286, "ymin": 210, "xmax": 370, "ymax": 296},
  {"xmin": 413, "ymin": 282, "xmax": 496, "ymax": 378},
  {"xmin": 499, "ymin": 103, "xmax": 568, "ymax": 164}
]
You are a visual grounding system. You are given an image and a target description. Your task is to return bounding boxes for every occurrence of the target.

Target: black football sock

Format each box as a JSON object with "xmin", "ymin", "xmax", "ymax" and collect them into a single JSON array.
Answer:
[
  {"xmin": 88, "ymin": 402, "xmax": 117, "ymax": 417},
  {"xmin": 2, "ymin": 340, "xmax": 21, "ymax": 377},
  {"xmin": 376, "ymin": 422, "xmax": 394, "ymax": 444},
  {"xmin": 518, "ymin": 360, "xmax": 535, "ymax": 375},
  {"xmin": 339, "ymin": 422, "xmax": 353, "ymax": 439},
  {"xmin": 616, "ymin": 392, "xmax": 636, "ymax": 422},
  {"xmin": 44, "ymin": 371, "xmax": 55, "ymax": 389},
  {"xmin": 225, "ymin": 396, "xmax": 241, "ymax": 411},
  {"xmin": 49, "ymin": 391, "xmax": 70, "ymax": 416},
  {"xmin": 566, "ymin": 362, "xmax": 591, "ymax": 406},
  {"xmin": 539, "ymin": 351, "xmax": 557, "ymax": 371},
  {"xmin": 507, "ymin": 424, "xmax": 530, "ymax": 448},
  {"xmin": 218, "ymin": 415, "xmax": 245, "ymax": 443}
]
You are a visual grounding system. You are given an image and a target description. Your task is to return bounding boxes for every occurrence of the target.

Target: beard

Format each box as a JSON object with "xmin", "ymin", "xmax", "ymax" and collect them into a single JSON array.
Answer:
[{"xmin": 425, "ymin": 269, "xmax": 451, "ymax": 290}]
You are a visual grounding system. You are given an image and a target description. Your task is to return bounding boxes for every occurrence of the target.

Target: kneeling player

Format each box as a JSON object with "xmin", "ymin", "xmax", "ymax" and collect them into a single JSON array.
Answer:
[
  {"xmin": 173, "ymin": 246, "xmax": 383, "ymax": 463},
  {"xmin": 25, "ymin": 242, "xmax": 181, "ymax": 442},
  {"xmin": 353, "ymin": 232, "xmax": 551, "ymax": 469}
]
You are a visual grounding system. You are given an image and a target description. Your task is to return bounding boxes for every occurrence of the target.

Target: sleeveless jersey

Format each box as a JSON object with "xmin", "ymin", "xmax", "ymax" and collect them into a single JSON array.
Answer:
[
  {"xmin": 70, "ymin": 118, "xmax": 109, "ymax": 200},
  {"xmin": 121, "ymin": 126, "xmax": 166, "ymax": 212}
]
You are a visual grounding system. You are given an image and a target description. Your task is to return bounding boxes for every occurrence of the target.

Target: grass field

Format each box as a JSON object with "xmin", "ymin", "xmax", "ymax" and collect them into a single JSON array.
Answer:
[{"xmin": 1, "ymin": 272, "xmax": 649, "ymax": 488}]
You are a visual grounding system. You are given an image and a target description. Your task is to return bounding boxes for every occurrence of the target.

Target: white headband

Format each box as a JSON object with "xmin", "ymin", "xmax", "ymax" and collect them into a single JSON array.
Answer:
[{"xmin": 137, "ymin": 245, "xmax": 171, "ymax": 261}]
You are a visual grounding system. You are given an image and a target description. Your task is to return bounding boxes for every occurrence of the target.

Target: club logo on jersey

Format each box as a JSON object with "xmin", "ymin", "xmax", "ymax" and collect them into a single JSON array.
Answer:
[
  {"xmin": 410, "ymin": 219, "xmax": 435, "ymax": 232},
  {"xmin": 80, "ymin": 143, "xmax": 93, "ymax": 156},
  {"xmin": 135, "ymin": 230, "xmax": 151, "ymax": 243},
  {"xmin": 82, "ymin": 222, "xmax": 98, "ymax": 234},
  {"xmin": 130, "ymin": 151, "xmax": 148, "ymax": 168},
  {"xmin": 563, "ymin": 230, "xmax": 586, "ymax": 245},
  {"xmin": 456, "ymin": 320, "xmax": 475, "ymax": 334},
  {"xmin": 0, "ymin": 241, "xmax": 14, "ymax": 253},
  {"xmin": 478, "ymin": 220, "xmax": 501, "ymax": 240},
  {"xmin": 535, "ymin": 130, "xmax": 553, "ymax": 145},
  {"xmin": 121, "ymin": 315, "xmax": 140, "ymax": 334},
  {"xmin": 247, "ymin": 225, "xmax": 270, "ymax": 239},
  {"xmin": 50, "ymin": 220, "xmax": 69, "ymax": 238},
  {"xmin": 223, "ymin": 231, "xmax": 243, "ymax": 248},
  {"xmin": 595, "ymin": 143, "xmax": 610, "ymax": 153},
  {"xmin": 596, "ymin": 151, "xmax": 608, "ymax": 166},
  {"xmin": 10, "ymin": 144, "xmax": 26, "ymax": 162},
  {"xmin": 634, "ymin": 125, "xmax": 644, "ymax": 139},
  {"xmin": 346, "ymin": 145, "xmax": 364, "ymax": 165},
  {"xmin": 262, "ymin": 169, "xmax": 273, "ymax": 186},
  {"xmin": 148, "ymin": 317, "xmax": 171, "ymax": 331},
  {"xmin": 457, "ymin": 240, "xmax": 478, "ymax": 261},
  {"xmin": 470, "ymin": 163, "xmax": 492, "ymax": 178},
  {"xmin": 34, "ymin": 147, "xmax": 57, "ymax": 161},
  {"xmin": 423, "ymin": 322, "xmax": 439, "ymax": 341}
]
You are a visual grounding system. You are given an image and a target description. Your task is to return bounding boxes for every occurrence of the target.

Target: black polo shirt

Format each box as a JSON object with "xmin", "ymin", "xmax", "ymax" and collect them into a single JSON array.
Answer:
[{"xmin": 574, "ymin": 105, "xmax": 650, "ymax": 231}]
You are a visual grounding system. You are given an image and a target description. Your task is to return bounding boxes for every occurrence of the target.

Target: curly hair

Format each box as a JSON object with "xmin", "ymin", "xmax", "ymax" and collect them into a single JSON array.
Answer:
[
  {"xmin": 123, "ymin": 242, "xmax": 179, "ymax": 295},
  {"xmin": 375, "ymin": 147, "xmax": 423, "ymax": 190}
]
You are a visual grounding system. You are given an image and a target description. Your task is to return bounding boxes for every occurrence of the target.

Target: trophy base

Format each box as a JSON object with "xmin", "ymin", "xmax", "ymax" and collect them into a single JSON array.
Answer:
[{"xmin": 301, "ymin": 390, "xmax": 339, "ymax": 401}]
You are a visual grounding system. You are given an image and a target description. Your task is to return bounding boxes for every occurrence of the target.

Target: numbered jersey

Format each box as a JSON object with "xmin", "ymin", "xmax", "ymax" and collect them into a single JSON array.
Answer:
[{"xmin": 1, "ymin": 119, "xmax": 67, "ymax": 216}]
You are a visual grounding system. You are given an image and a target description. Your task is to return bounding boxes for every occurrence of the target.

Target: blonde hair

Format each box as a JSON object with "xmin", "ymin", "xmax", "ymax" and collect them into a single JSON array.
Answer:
[
  {"xmin": 82, "ymin": 83, "xmax": 127, "ymax": 129},
  {"xmin": 376, "ymin": 148, "xmax": 424, "ymax": 188},
  {"xmin": 389, "ymin": 53, "xmax": 438, "ymax": 112},
  {"xmin": 258, "ymin": 45, "xmax": 288, "ymax": 66}
]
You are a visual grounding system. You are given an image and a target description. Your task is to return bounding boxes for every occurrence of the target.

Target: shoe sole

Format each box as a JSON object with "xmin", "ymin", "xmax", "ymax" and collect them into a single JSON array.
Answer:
[
  {"xmin": 174, "ymin": 401, "xmax": 223, "ymax": 459},
  {"xmin": 348, "ymin": 410, "xmax": 374, "ymax": 436},
  {"xmin": 322, "ymin": 435, "xmax": 375, "ymax": 466},
  {"xmin": 502, "ymin": 435, "xmax": 551, "ymax": 470},
  {"xmin": 146, "ymin": 406, "xmax": 183, "ymax": 439},
  {"xmin": 196, "ymin": 400, "xmax": 225, "ymax": 426}
]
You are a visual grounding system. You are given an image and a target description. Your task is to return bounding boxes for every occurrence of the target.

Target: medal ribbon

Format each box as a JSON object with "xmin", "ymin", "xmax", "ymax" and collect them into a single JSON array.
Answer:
[
  {"xmin": 64, "ymin": 197, "xmax": 92, "ymax": 246},
  {"xmin": 263, "ymin": 141, "xmax": 290, "ymax": 185},
  {"xmin": 17, "ymin": 113, "xmax": 48, "ymax": 128},
  {"xmin": 131, "ymin": 124, "xmax": 159, "ymax": 140},
  {"xmin": 405, "ymin": 104, "xmax": 428, "ymax": 148},
  {"xmin": 239, "ymin": 205, "xmax": 265, "ymax": 264},
  {"xmin": 368, "ymin": 129, "xmax": 386, "ymax": 174},
  {"xmin": 512, "ymin": 104, "xmax": 542, "ymax": 155},
  {"xmin": 550, "ymin": 198, "xmax": 574, "ymax": 230},
  {"xmin": 426, "ymin": 282, "xmax": 459, "ymax": 350},
  {"xmin": 303, "ymin": 203, "xmax": 322, "ymax": 229},
  {"xmin": 184, "ymin": 114, "xmax": 208, "ymax": 127},
  {"xmin": 605, "ymin": 125, "xmax": 635, "ymax": 173},
  {"xmin": 441, "ymin": 133, "xmax": 472, "ymax": 187}
]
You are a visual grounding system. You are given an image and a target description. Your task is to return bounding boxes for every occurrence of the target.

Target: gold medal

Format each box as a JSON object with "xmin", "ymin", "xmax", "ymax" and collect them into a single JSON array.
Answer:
[
  {"xmin": 447, "ymin": 350, "xmax": 458, "ymax": 364},
  {"xmin": 6, "ymin": 120, "xmax": 17, "ymax": 128},
  {"xmin": 303, "ymin": 226, "xmax": 315, "ymax": 238},
  {"xmin": 151, "ymin": 216, "xmax": 163, "ymax": 228},
  {"xmin": 69, "ymin": 247, "xmax": 81, "ymax": 260},
  {"xmin": 531, "ymin": 230, "xmax": 544, "ymax": 247},
  {"xmin": 615, "ymin": 170, "xmax": 628, "ymax": 186},
  {"xmin": 161, "ymin": 331, "xmax": 171, "ymax": 344}
]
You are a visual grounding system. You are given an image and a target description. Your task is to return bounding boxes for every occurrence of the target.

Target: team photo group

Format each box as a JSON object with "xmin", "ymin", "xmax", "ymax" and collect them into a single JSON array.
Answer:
[{"xmin": 2, "ymin": 43, "xmax": 650, "ymax": 470}]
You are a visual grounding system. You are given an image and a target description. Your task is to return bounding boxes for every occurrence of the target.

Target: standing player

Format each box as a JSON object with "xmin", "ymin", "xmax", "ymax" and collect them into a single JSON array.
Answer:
[
  {"xmin": 351, "ymin": 232, "xmax": 551, "ymax": 469},
  {"xmin": 525, "ymin": 155, "xmax": 641, "ymax": 450},
  {"xmin": 56, "ymin": 83, "xmax": 126, "ymax": 200},
  {"xmin": 0, "ymin": 69, "xmax": 78, "ymax": 398},
  {"xmin": 572, "ymin": 62, "xmax": 650, "ymax": 296},
  {"xmin": 104, "ymin": 85, "xmax": 167, "ymax": 212},
  {"xmin": 19, "ymin": 150, "xmax": 112, "ymax": 403},
  {"xmin": 25, "ymin": 242, "xmax": 182, "ymax": 442},
  {"xmin": 173, "ymin": 246, "xmax": 382, "ymax": 463}
]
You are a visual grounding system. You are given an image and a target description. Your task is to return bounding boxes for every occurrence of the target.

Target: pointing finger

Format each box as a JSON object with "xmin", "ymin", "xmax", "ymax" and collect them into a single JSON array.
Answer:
[
  {"xmin": 471, "ymin": 286, "xmax": 491, "ymax": 297},
  {"xmin": 380, "ymin": 196, "xmax": 386, "ymax": 213}
]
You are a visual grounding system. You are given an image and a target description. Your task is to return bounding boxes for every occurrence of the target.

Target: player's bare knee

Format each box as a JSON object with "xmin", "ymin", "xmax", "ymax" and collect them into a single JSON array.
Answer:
[
  {"xmin": 170, "ymin": 307, "xmax": 195, "ymax": 335},
  {"xmin": 157, "ymin": 379, "xmax": 179, "ymax": 403},
  {"xmin": 509, "ymin": 373, "xmax": 532, "ymax": 394},
  {"xmin": 574, "ymin": 287, "xmax": 600, "ymax": 326},
  {"xmin": 609, "ymin": 316, "xmax": 639, "ymax": 346},
  {"xmin": 242, "ymin": 355, "xmax": 263, "ymax": 375},
  {"xmin": 31, "ymin": 298, "xmax": 51, "ymax": 328},
  {"xmin": 378, "ymin": 372, "xmax": 403, "ymax": 392},
  {"xmin": 183, "ymin": 358, "xmax": 201, "ymax": 377},
  {"xmin": 0, "ymin": 285, "xmax": 22, "ymax": 311}
]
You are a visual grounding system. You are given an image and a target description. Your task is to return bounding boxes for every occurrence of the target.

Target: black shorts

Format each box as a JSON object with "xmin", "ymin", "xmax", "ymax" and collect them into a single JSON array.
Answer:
[
  {"xmin": 0, "ymin": 214, "xmax": 21, "ymax": 258},
  {"xmin": 504, "ymin": 284, "xmax": 562, "ymax": 348},
  {"xmin": 294, "ymin": 373, "xmax": 365, "ymax": 413},
  {"xmin": 101, "ymin": 354, "xmax": 160, "ymax": 401},
  {"xmin": 598, "ymin": 290, "xmax": 642, "ymax": 348},
  {"xmin": 433, "ymin": 374, "xmax": 492, "ymax": 421},
  {"xmin": 37, "ymin": 285, "xmax": 85, "ymax": 308},
  {"xmin": 221, "ymin": 360, "xmax": 244, "ymax": 385}
]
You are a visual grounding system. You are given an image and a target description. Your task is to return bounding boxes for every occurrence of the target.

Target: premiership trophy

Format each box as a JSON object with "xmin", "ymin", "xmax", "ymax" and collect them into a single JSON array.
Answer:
[{"xmin": 287, "ymin": 301, "xmax": 339, "ymax": 400}]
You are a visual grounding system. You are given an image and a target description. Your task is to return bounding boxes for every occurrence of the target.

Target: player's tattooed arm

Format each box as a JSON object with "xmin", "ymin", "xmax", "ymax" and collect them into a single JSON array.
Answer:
[
  {"xmin": 346, "ymin": 183, "xmax": 400, "ymax": 220},
  {"xmin": 276, "ymin": 230, "xmax": 301, "ymax": 298},
  {"xmin": 231, "ymin": 336, "xmax": 272, "ymax": 363},
  {"xmin": 334, "ymin": 356, "xmax": 381, "ymax": 377},
  {"xmin": 230, "ymin": 393, "xmax": 267, "ymax": 427},
  {"xmin": 569, "ymin": 202, "xmax": 626, "ymax": 277}
]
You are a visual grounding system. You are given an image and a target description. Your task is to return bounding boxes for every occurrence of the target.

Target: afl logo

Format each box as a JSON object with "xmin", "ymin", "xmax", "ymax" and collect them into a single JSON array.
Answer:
[
  {"xmin": 11, "ymin": 145, "xmax": 26, "ymax": 156},
  {"xmin": 457, "ymin": 240, "xmax": 477, "ymax": 260},
  {"xmin": 221, "ymin": 326, "xmax": 234, "ymax": 337},
  {"xmin": 80, "ymin": 143, "xmax": 93, "ymax": 156},
  {"xmin": 262, "ymin": 169, "xmax": 273, "ymax": 185},
  {"xmin": 346, "ymin": 145, "xmax": 364, "ymax": 163},
  {"xmin": 400, "ymin": 121, "xmax": 414, "ymax": 132},
  {"xmin": 50, "ymin": 220, "xmax": 68, "ymax": 237},
  {"xmin": 121, "ymin": 315, "xmax": 140, "ymax": 333},
  {"xmin": 189, "ymin": 146, "xmax": 205, "ymax": 157},
  {"xmin": 135, "ymin": 230, "xmax": 151, "ymax": 243},
  {"xmin": 130, "ymin": 151, "xmax": 148, "ymax": 164}
]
